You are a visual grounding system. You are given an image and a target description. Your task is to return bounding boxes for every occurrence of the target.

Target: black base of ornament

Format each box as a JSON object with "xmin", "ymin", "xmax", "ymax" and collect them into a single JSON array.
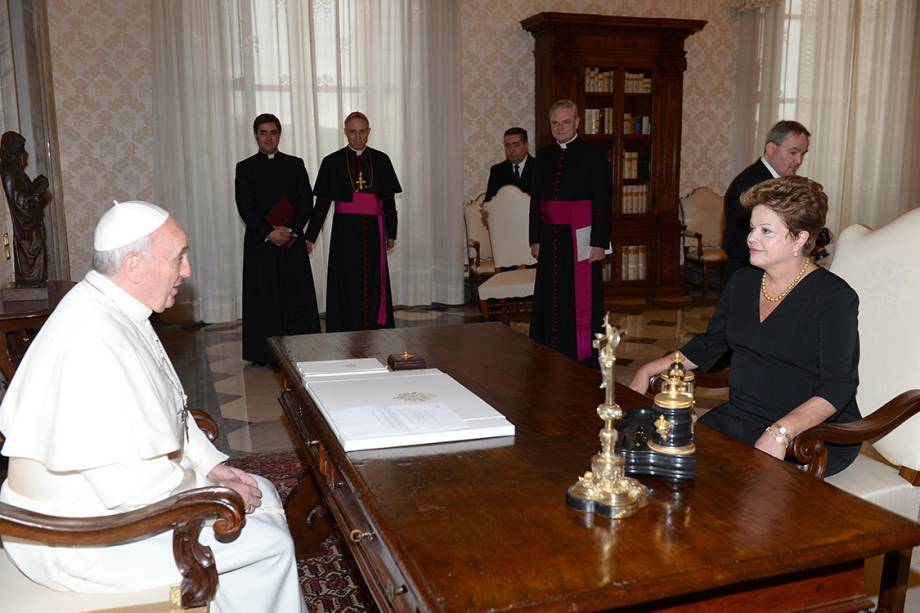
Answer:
[{"xmin": 616, "ymin": 408, "xmax": 696, "ymax": 481}]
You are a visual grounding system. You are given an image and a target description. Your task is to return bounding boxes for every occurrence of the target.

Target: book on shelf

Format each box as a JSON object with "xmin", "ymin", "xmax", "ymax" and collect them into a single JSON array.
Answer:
[
  {"xmin": 624, "ymin": 71, "xmax": 652, "ymax": 94},
  {"xmin": 619, "ymin": 245, "xmax": 648, "ymax": 281},
  {"xmin": 622, "ymin": 152, "xmax": 638, "ymax": 180},
  {"xmin": 584, "ymin": 107, "xmax": 615, "ymax": 135},
  {"xmin": 584, "ymin": 67, "xmax": 614, "ymax": 93},
  {"xmin": 622, "ymin": 185, "xmax": 648, "ymax": 214}
]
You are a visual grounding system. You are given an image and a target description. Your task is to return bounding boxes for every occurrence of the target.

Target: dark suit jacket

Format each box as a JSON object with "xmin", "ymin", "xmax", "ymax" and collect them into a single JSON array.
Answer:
[
  {"xmin": 484, "ymin": 154, "xmax": 535, "ymax": 201},
  {"xmin": 723, "ymin": 159, "xmax": 774, "ymax": 259}
]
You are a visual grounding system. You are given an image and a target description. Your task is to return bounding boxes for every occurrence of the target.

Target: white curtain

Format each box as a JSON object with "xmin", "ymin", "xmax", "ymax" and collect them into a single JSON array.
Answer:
[
  {"xmin": 152, "ymin": 0, "xmax": 464, "ymax": 323},
  {"xmin": 732, "ymin": 0, "xmax": 920, "ymax": 239}
]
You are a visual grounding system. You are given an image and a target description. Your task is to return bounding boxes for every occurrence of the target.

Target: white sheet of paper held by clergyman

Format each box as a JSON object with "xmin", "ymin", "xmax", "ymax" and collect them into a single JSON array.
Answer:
[
  {"xmin": 303, "ymin": 368, "xmax": 515, "ymax": 451},
  {"xmin": 575, "ymin": 226, "xmax": 613, "ymax": 261}
]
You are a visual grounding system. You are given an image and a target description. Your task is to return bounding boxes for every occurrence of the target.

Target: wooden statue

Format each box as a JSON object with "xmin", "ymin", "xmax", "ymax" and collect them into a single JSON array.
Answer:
[{"xmin": 0, "ymin": 131, "xmax": 49, "ymax": 287}]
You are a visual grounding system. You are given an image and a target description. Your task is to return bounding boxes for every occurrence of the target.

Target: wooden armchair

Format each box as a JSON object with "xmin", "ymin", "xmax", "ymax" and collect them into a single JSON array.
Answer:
[
  {"xmin": 477, "ymin": 185, "xmax": 537, "ymax": 322},
  {"xmin": 680, "ymin": 187, "xmax": 727, "ymax": 296},
  {"xmin": 790, "ymin": 210, "xmax": 920, "ymax": 527},
  {"xmin": 0, "ymin": 410, "xmax": 243, "ymax": 612},
  {"xmin": 463, "ymin": 192, "xmax": 496, "ymax": 303}
]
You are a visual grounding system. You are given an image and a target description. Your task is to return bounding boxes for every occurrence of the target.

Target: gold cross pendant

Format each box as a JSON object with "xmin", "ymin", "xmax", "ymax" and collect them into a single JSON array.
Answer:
[{"xmin": 356, "ymin": 171, "xmax": 367, "ymax": 190}]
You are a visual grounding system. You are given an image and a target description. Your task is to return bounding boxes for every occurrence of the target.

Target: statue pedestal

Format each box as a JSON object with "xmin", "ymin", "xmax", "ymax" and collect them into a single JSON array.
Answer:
[{"xmin": 1, "ymin": 284, "xmax": 49, "ymax": 302}]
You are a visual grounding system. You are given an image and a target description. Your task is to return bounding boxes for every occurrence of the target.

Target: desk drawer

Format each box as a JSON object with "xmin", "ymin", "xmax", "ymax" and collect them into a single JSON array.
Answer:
[
  {"xmin": 278, "ymin": 391, "xmax": 419, "ymax": 611},
  {"xmin": 326, "ymin": 466, "xmax": 419, "ymax": 612}
]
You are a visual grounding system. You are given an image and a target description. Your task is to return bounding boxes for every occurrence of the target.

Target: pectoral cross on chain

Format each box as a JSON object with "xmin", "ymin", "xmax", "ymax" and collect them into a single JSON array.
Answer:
[{"xmin": 356, "ymin": 171, "xmax": 367, "ymax": 191}]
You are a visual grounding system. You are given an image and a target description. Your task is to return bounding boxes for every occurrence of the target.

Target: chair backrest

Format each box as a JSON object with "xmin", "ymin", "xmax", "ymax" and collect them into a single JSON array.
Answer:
[
  {"xmin": 483, "ymin": 185, "xmax": 536, "ymax": 268},
  {"xmin": 680, "ymin": 187, "xmax": 724, "ymax": 248},
  {"xmin": 463, "ymin": 192, "xmax": 492, "ymax": 261},
  {"xmin": 830, "ymin": 208, "xmax": 920, "ymax": 470}
]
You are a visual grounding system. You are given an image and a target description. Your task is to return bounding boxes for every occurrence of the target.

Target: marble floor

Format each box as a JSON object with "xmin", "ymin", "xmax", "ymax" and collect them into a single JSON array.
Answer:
[{"xmin": 159, "ymin": 292, "xmax": 919, "ymax": 611}]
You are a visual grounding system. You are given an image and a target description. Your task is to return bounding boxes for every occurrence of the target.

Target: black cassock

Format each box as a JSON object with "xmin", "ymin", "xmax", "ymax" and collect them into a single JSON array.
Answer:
[
  {"xmin": 528, "ymin": 137, "xmax": 611, "ymax": 362},
  {"xmin": 306, "ymin": 147, "xmax": 401, "ymax": 332},
  {"xmin": 235, "ymin": 151, "xmax": 320, "ymax": 363}
]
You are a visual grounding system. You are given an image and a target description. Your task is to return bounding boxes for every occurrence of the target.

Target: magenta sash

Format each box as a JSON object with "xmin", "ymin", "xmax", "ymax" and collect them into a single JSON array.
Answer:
[
  {"xmin": 540, "ymin": 199, "xmax": 593, "ymax": 361},
  {"xmin": 334, "ymin": 193, "xmax": 388, "ymax": 326}
]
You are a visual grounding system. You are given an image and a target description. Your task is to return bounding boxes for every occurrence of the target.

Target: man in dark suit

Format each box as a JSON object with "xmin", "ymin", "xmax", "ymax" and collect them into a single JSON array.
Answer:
[
  {"xmin": 484, "ymin": 127, "xmax": 535, "ymax": 201},
  {"xmin": 723, "ymin": 120, "xmax": 810, "ymax": 283},
  {"xmin": 235, "ymin": 113, "xmax": 320, "ymax": 365}
]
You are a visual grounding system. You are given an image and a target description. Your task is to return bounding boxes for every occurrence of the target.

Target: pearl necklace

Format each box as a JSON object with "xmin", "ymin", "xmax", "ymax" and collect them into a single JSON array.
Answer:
[{"xmin": 761, "ymin": 258, "xmax": 810, "ymax": 303}]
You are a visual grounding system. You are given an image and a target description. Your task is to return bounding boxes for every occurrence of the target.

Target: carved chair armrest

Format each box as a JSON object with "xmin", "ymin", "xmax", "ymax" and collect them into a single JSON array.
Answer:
[
  {"xmin": 467, "ymin": 238, "xmax": 481, "ymax": 267},
  {"xmin": 681, "ymin": 230, "xmax": 703, "ymax": 259},
  {"xmin": 190, "ymin": 409, "xmax": 219, "ymax": 442},
  {"xmin": 0, "ymin": 486, "xmax": 245, "ymax": 608},
  {"xmin": 792, "ymin": 389, "xmax": 920, "ymax": 480}
]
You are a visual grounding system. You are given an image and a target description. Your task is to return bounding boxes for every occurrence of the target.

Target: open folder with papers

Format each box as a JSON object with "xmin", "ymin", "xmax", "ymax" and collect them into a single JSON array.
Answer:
[{"xmin": 298, "ymin": 365, "xmax": 515, "ymax": 451}]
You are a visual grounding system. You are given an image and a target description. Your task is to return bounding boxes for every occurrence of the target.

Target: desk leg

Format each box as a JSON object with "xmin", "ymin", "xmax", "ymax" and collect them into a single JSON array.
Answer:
[
  {"xmin": 878, "ymin": 548, "xmax": 911, "ymax": 613},
  {"xmin": 285, "ymin": 472, "xmax": 333, "ymax": 558}
]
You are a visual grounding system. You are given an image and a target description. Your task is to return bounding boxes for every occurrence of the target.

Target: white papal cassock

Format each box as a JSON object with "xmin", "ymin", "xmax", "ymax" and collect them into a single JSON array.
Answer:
[{"xmin": 0, "ymin": 270, "xmax": 306, "ymax": 613}]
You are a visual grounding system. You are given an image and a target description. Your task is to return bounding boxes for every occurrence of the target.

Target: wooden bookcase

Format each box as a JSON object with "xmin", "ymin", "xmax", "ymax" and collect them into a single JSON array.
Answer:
[{"xmin": 521, "ymin": 13, "xmax": 705, "ymax": 298}]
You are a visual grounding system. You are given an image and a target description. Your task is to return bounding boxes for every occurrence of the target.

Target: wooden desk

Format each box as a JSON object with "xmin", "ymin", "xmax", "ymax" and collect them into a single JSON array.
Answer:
[{"xmin": 271, "ymin": 323, "xmax": 920, "ymax": 612}]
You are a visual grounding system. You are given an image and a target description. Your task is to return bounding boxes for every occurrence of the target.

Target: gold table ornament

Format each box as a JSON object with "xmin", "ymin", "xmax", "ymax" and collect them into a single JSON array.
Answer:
[{"xmin": 566, "ymin": 313, "xmax": 649, "ymax": 519}]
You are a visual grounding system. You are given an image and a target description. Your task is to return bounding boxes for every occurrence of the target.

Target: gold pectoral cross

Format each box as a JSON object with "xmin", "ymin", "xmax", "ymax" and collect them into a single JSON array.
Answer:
[{"xmin": 356, "ymin": 171, "xmax": 367, "ymax": 191}]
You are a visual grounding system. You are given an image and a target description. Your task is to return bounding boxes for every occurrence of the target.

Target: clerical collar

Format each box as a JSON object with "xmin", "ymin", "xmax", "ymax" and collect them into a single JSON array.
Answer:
[
  {"xmin": 557, "ymin": 135, "xmax": 578, "ymax": 150},
  {"xmin": 84, "ymin": 269, "xmax": 152, "ymax": 323},
  {"xmin": 760, "ymin": 156, "xmax": 781, "ymax": 178},
  {"xmin": 349, "ymin": 146, "xmax": 366, "ymax": 156},
  {"xmin": 267, "ymin": 152, "xmax": 276, "ymax": 160}
]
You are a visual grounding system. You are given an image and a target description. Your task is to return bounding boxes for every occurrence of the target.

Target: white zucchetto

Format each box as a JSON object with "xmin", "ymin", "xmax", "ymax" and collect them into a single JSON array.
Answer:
[{"xmin": 93, "ymin": 200, "xmax": 169, "ymax": 251}]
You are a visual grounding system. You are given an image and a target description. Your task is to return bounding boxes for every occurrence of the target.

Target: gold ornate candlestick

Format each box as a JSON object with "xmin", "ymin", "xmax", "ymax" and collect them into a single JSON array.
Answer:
[{"xmin": 566, "ymin": 313, "xmax": 649, "ymax": 519}]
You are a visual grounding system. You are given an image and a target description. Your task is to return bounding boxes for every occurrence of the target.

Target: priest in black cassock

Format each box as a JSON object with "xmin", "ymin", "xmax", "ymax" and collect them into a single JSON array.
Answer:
[
  {"xmin": 235, "ymin": 113, "xmax": 320, "ymax": 365},
  {"xmin": 306, "ymin": 111, "xmax": 401, "ymax": 332},
  {"xmin": 529, "ymin": 100, "xmax": 611, "ymax": 363}
]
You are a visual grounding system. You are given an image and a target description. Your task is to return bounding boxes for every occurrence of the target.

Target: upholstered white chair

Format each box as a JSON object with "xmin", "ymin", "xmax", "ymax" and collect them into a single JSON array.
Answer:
[
  {"xmin": 793, "ymin": 209, "xmax": 920, "ymax": 517},
  {"xmin": 463, "ymin": 192, "xmax": 495, "ymax": 302},
  {"xmin": 680, "ymin": 187, "xmax": 727, "ymax": 296},
  {"xmin": 477, "ymin": 185, "xmax": 536, "ymax": 322}
]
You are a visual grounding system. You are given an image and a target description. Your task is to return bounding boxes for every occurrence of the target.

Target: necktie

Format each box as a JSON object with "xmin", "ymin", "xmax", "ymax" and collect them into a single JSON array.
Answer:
[{"xmin": 513, "ymin": 164, "xmax": 521, "ymax": 183}]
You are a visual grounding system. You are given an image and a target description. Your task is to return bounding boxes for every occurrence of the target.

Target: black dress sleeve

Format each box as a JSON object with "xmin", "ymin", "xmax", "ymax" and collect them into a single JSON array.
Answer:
[
  {"xmin": 813, "ymin": 281, "xmax": 860, "ymax": 414},
  {"xmin": 234, "ymin": 160, "xmax": 272, "ymax": 238},
  {"xmin": 680, "ymin": 277, "xmax": 735, "ymax": 371}
]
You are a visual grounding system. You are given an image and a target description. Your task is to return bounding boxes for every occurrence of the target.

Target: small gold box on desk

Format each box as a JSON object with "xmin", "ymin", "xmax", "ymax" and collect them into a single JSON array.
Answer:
[{"xmin": 387, "ymin": 351, "xmax": 426, "ymax": 371}]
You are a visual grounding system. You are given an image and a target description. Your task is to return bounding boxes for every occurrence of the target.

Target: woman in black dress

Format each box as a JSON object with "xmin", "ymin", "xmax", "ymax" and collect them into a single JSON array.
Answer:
[{"xmin": 629, "ymin": 176, "xmax": 860, "ymax": 475}]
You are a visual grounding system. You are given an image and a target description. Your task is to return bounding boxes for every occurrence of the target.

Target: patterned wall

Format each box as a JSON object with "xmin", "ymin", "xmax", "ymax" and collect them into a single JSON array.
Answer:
[
  {"xmin": 46, "ymin": 0, "xmax": 154, "ymax": 277},
  {"xmin": 461, "ymin": 0, "xmax": 737, "ymax": 201},
  {"xmin": 43, "ymin": 0, "xmax": 736, "ymax": 275}
]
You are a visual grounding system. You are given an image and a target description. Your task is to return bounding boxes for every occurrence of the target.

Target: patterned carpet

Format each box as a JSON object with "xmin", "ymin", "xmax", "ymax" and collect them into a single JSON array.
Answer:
[{"xmin": 227, "ymin": 451, "xmax": 374, "ymax": 612}]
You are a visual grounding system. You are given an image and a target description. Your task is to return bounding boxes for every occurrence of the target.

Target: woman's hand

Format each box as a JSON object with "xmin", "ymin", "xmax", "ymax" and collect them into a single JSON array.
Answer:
[
  {"xmin": 754, "ymin": 430, "xmax": 788, "ymax": 460},
  {"xmin": 628, "ymin": 369, "xmax": 653, "ymax": 395}
]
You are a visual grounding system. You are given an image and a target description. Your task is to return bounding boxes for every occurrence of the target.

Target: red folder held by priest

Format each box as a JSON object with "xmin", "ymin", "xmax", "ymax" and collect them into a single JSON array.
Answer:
[{"xmin": 266, "ymin": 195, "xmax": 295, "ymax": 248}]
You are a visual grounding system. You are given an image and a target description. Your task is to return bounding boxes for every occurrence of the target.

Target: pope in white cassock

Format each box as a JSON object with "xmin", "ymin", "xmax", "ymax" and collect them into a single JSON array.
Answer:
[{"xmin": 0, "ymin": 201, "xmax": 306, "ymax": 612}]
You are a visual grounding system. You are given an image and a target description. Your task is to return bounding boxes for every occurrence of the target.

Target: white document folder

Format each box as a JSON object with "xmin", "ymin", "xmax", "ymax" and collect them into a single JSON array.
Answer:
[
  {"xmin": 303, "ymin": 369, "xmax": 515, "ymax": 451},
  {"xmin": 296, "ymin": 358, "xmax": 388, "ymax": 378}
]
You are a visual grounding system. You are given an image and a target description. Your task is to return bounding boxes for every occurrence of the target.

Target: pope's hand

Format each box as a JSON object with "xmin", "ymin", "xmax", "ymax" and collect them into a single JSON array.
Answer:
[{"xmin": 208, "ymin": 463, "xmax": 263, "ymax": 513}]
